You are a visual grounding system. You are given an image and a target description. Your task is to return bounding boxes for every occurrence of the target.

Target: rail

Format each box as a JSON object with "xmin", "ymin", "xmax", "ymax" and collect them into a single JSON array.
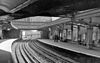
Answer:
[{"xmin": 12, "ymin": 40, "xmax": 79, "ymax": 63}]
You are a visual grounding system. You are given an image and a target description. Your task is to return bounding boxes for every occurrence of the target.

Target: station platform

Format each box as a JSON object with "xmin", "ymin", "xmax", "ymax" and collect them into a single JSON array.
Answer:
[
  {"xmin": 0, "ymin": 39, "xmax": 17, "ymax": 52},
  {"xmin": 38, "ymin": 39, "xmax": 100, "ymax": 58},
  {"xmin": 0, "ymin": 39, "xmax": 17, "ymax": 63}
]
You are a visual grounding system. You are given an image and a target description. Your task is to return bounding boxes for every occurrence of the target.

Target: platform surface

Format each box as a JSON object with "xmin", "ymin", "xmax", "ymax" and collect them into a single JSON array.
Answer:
[
  {"xmin": 0, "ymin": 39, "xmax": 17, "ymax": 63},
  {"xmin": 0, "ymin": 39, "xmax": 17, "ymax": 52},
  {"xmin": 38, "ymin": 39, "xmax": 100, "ymax": 58}
]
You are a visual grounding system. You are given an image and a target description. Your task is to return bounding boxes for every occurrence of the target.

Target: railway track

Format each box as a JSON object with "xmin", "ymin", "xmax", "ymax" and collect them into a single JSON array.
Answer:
[
  {"xmin": 24, "ymin": 43, "xmax": 50, "ymax": 63},
  {"xmin": 12, "ymin": 40, "xmax": 52, "ymax": 63},
  {"xmin": 12, "ymin": 42, "xmax": 41, "ymax": 63},
  {"xmin": 12, "ymin": 43, "xmax": 26, "ymax": 63},
  {"xmin": 12, "ymin": 43, "xmax": 18, "ymax": 63},
  {"xmin": 35, "ymin": 41, "xmax": 78, "ymax": 63},
  {"xmin": 12, "ymin": 40, "xmax": 79, "ymax": 63},
  {"xmin": 20, "ymin": 43, "xmax": 41, "ymax": 63},
  {"xmin": 29, "ymin": 40, "xmax": 79, "ymax": 63}
]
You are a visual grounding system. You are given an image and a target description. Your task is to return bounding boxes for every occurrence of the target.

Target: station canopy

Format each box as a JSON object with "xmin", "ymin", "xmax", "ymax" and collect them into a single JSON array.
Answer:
[{"xmin": 0, "ymin": 0, "xmax": 100, "ymax": 18}]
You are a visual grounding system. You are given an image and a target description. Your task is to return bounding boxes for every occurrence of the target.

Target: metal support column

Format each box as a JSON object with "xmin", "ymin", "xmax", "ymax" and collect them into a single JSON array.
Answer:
[
  {"xmin": 1, "ymin": 25, "xmax": 3, "ymax": 39},
  {"xmin": 86, "ymin": 26, "xmax": 93, "ymax": 49},
  {"xmin": 86, "ymin": 18, "xmax": 93, "ymax": 49},
  {"xmin": 71, "ymin": 13, "xmax": 75, "ymax": 42},
  {"xmin": 19, "ymin": 30, "xmax": 22, "ymax": 39},
  {"xmin": 71, "ymin": 24, "xmax": 73, "ymax": 42},
  {"xmin": 49, "ymin": 27, "xmax": 52, "ymax": 39},
  {"xmin": 77, "ymin": 25, "xmax": 81, "ymax": 44}
]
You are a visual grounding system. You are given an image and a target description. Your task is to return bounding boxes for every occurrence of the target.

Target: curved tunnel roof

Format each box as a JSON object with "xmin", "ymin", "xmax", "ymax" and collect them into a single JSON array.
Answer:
[
  {"xmin": 0, "ymin": 0, "xmax": 100, "ymax": 18},
  {"xmin": 0, "ymin": 0, "xmax": 37, "ymax": 16},
  {"xmin": 12, "ymin": 0, "xmax": 100, "ymax": 18}
]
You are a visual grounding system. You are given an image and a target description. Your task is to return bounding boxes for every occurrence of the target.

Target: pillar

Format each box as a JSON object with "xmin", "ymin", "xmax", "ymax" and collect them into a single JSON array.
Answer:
[
  {"xmin": 86, "ymin": 26, "xmax": 93, "ymax": 49},
  {"xmin": 71, "ymin": 13, "xmax": 75, "ymax": 42},
  {"xmin": 95, "ymin": 27, "xmax": 100, "ymax": 46},
  {"xmin": 19, "ymin": 30, "xmax": 22, "ymax": 39},
  {"xmin": 49, "ymin": 27, "xmax": 52, "ymax": 39},
  {"xmin": 86, "ymin": 17, "xmax": 93, "ymax": 49},
  {"xmin": 66, "ymin": 29, "xmax": 68, "ymax": 39},
  {"xmin": 77, "ymin": 25, "xmax": 81, "ymax": 44},
  {"xmin": 71, "ymin": 24, "xmax": 74, "ymax": 42},
  {"xmin": 0, "ymin": 25, "xmax": 3, "ymax": 39},
  {"xmin": 60, "ymin": 23, "xmax": 64, "ymax": 40}
]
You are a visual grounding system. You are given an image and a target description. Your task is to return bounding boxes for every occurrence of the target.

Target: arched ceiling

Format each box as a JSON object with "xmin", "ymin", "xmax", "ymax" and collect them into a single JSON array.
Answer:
[
  {"xmin": 12, "ymin": 0, "xmax": 100, "ymax": 18},
  {"xmin": 0, "ymin": 0, "xmax": 37, "ymax": 16},
  {"xmin": 0, "ymin": 0, "xmax": 100, "ymax": 19}
]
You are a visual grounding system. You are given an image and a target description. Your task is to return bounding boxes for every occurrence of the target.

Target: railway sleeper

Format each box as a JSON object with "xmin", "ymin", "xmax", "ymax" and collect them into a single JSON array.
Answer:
[
  {"xmin": 12, "ymin": 43, "xmax": 19, "ymax": 63},
  {"xmin": 29, "ymin": 42, "xmax": 61, "ymax": 63},
  {"xmin": 15, "ymin": 43, "xmax": 26, "ymax": 63},
  {"xmin": 32, "ymin": 42, "xmax": 69, "ymax": 63},
  {"xmin": 25, "ymin": 43, "xmax": 50, "ymax": 63},
  {"xmin": 29, "ymin": 42, "xmax": 56, "ymax": 63},
  {"xmin": 19, "ymin": 43, "xmax": 32, "ymax": 63},
  {"xmin": 22, "ymin": 43, "xmax": 40, "ymax": 63},
  {"xmin": 33, "ymin": 41, "xmax": 79, "ymax": 63}
]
